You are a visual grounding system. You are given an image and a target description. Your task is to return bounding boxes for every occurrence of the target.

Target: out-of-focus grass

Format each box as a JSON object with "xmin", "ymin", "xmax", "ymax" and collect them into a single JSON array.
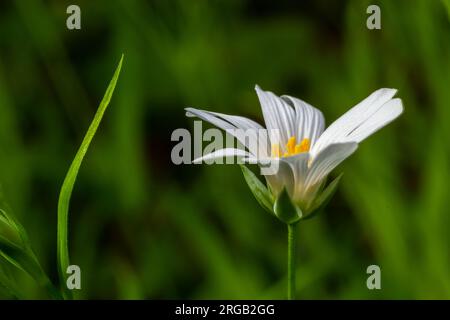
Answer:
[{"xmin": 0, "ymin": 0, "xmax": 449, "ymax": 299}]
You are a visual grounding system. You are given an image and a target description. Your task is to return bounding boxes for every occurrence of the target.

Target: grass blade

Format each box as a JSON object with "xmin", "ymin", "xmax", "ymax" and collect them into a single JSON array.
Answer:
[
  {"xmin": 0, "ymin": 187, "xmax": 61, "ymax": 299},
  {"xmin": 57, "ymin": 55, "xmax": 124, "ymax": 299}
]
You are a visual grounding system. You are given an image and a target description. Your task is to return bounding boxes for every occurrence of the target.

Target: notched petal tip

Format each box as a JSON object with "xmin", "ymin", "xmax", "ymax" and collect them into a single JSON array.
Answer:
[
  {"xmin": 184, "ymin": 107, "xmax": 197, "ymax": 117},
  {"xmin": 254, "ymin": 84, "xmax": 273, "ymax": 96},
  {"xmin": 377, "ymin": 88, "xmax": 398, "ymax": 97},
  {"xmin": 347, "ymin": 141, "xmax": 359, "ymax": 152},
  {"xmin": 384, "ymin": 98, "xmax": 404, "ymax": 121},
  {"xmin": 389, "ymin": 98, "xmax": 404, "ymax": 113}
]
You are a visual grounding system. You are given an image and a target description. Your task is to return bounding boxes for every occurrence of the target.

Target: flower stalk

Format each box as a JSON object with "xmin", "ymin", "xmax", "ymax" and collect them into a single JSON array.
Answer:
[{"xmin": 287, "ymin": 223, "xmax": 296, "ymax": 300}]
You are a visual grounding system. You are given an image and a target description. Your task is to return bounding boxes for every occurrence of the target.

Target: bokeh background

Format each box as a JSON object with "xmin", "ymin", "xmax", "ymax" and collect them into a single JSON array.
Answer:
[{"xmin": 0, "ymin": 0, "xmax": 449, "ymax": 299}]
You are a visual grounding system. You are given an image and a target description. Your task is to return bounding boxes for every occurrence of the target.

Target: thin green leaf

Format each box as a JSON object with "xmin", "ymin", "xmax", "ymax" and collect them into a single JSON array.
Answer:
[
  {"xmin": 0, "ymin": 235, "xmax": 61, "ymax": 299},
  {"xmin": 0, "ymin": 263, "xmax": 22, "ymax": 299},
  {"xmin": 239, "ymin": 165, "xmax": 274, "ymax": 214},
  {"xmin": 57, "ymin": 55, "xmax": 124, "ymax": 299},
  {"xmin": 0, "ymin": 209, "xmax": 21, "ymax": 246},
  {"xmin": 0, "ymin": 186, "xmax": 31, "ymax": 247},
  {"xmin": 0, "ymin": 188, "xmax": 61, "ymax": 299}
]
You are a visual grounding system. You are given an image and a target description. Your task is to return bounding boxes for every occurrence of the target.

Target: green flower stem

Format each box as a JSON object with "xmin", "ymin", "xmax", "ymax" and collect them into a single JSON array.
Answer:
[{"xmin": 287, "ymin": 223, "xmax": 296, "ymax": 300}]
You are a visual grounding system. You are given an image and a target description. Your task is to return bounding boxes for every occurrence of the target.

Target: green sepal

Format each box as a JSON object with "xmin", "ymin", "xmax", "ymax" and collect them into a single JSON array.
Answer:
[
  {"xmin": 303, "ymin": 173, "xmax": 343, "ymax": 220},
  {"xmin": 274, "ymin": 188, "xmax": 303, "ymax": 224},
  {"xmin": 240, "ymin": 165, "xmax": 274, "ymax": 215}
]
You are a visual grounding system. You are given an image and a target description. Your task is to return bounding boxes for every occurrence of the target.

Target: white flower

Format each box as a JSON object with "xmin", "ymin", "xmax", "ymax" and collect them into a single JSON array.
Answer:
[{"xmin": 186, "ymin": 86, "xmax": 403, "ymax": 217}]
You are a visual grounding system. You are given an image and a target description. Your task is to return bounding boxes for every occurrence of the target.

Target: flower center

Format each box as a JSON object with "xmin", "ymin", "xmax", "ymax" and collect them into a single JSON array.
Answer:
[{"xmin": 271, "ymin": 136, "xmax": 310, "ymax": 158}]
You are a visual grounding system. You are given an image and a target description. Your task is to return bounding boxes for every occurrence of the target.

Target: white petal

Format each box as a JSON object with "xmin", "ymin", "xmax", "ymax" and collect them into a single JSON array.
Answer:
[
  {"xmin": 305, "ymin": 142, "xmax": 358, "ymax": 188},
  {"xmin": 186, "ymin": 107, "xmax": 235, "ymax": 130},
  {"xmin": 246, "ymin": 153, "xmax": 309, "ymax": 201},
  {"xmin": 346, "ymin": 98, "xmax": 403, "ymax": 142},
  {"xmin": 255, "ymin": 85, "xmax": 296, "ymax": 148},
  {"xmin": 262, "ymin": 159, "xmax": 295, "ymax": 198},
  {"xmin": 311, "ymin": 88, "xmax": 397, "ymax": 157},
  {"xmin": 192, "ymin": 148, "xmax": 250, "ymax": 164},
  {"xmin": 208, "ymin": 111, "xmax": 265, "ymax": 131},
  {"xmin": 185, "ymin": 107, "xmax": 269, "ymax": 157},
  {"xmin": 281, "ymin": 95, "xmax": 325, "ymax": 145},
  {"xmin": 282, "ymin": 152, "xmax": 311, "ymax": 199}
]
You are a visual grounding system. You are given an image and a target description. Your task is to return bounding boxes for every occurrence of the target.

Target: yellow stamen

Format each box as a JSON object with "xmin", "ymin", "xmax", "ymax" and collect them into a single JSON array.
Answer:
[
  {"xmin": 271, "ymin": 136, "xmax": 311, "ymax": 158},
  {"xmin": 286, "ymin": 136, "xmax": 296, "ymax": 155},
  {"xmin": 298, "ymin": 138, "xmax": 310, "ymax": 153}
]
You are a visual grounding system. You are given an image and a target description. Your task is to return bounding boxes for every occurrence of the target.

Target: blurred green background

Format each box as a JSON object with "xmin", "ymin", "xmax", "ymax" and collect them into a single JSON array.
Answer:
[{"xmin": 0, "ymin": 0, "xmax": 449, "ymax": 299}]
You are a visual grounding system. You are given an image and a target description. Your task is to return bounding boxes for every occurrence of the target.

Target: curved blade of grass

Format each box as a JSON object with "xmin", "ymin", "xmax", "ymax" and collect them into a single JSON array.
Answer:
[
  {"xmin": 0, "ymin": 235, "xmax": 61, "ymax": 299},
  {"xmin": 0, "ymin": 262, "xmax": 22, "ymax": 299},
  {"xmin": 1, "ymin": 187, "xmax": 61, "ymax": 299},
  {"xmin": 57, "ymin": 55, "xmax": 123, "ymax": 299}
]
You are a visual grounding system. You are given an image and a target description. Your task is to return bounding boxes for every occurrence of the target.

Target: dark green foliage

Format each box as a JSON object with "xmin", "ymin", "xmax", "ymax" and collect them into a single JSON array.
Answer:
[{"xmin": 0, "ymin": 0, "xmax": 448, "ymax": 299}]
